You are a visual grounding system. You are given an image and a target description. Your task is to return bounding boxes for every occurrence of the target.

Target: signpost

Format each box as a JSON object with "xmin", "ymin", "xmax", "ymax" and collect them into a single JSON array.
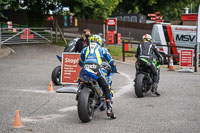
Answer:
[
  {"xmin": 57, "ymin": 53, "xmax": 81, "ymax": 93},
  {"xmin": 196, "ymin": 4, "xmax": 200, "ymax": 72},
  {"xmin": 178, "ymin": 49, "xmax": 194, "ymax": 72},
  {"xmin": 7, "ymin": 21, "xmax": 12, "ymax": 29},
  {"xmin": 148, "ymin": 12, "xmax": 164, "ymax": 23},
  {"xmin": 20, "ymin": 28, "xmax": 34, "ymax": 39},
  {"xmin": 61, "ymin": 53, "xmax": 81, "ymax": 84}
]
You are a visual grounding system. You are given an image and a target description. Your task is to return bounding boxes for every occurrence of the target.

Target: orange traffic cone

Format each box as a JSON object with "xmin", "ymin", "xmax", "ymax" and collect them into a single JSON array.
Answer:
[
  {"xmin": 169, "ymin": 56, "xmax": 174, "ymax": 71},
  {"xmin": 13, "ymin": 110, "xmax": 23, "ymax": 128},
  {"xmin": 48, "ymin": 81, "xmax": 54, "ymax": 92}
]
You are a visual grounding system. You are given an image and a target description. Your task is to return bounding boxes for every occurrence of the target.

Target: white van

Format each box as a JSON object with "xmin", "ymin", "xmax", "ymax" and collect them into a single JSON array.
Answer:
[{"xmin": 151, "ymin": 24, "xmax": 197, "ymax": 62}]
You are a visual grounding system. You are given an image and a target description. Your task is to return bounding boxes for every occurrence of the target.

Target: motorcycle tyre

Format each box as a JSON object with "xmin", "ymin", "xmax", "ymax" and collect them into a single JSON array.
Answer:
[
  {"xmin": 78, "ymin": 87, "xmax": 94, "ymax": 123},
  {"xmin": 51, "ymin": 66, "xmax": 61, "ymax": 85},
  {"xmin": 135, "ymin": 73, "xmax": 146, "ymax": 98}
]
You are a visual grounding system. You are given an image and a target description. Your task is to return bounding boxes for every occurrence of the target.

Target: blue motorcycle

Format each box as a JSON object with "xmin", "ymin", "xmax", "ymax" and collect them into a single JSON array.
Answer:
[{"xmin": 77, "ymin": 62, "xmax": 115, "ymax": 123}]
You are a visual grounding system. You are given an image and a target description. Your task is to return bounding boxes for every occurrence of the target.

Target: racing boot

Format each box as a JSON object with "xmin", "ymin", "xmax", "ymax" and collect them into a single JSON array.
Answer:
[
  {"xmin": 151, "ymin": 83, "xmax": 160, "ymax": 96},
  {"xmin": 106, "ymin": 100, "xmax": 116, "ymax": 119},
  {"xmin": 110, "ymin": 88, "xmax": 114, "ymax": 104}
]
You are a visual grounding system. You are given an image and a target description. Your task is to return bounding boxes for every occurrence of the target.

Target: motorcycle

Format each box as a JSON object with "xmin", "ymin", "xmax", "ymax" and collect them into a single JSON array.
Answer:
[
  {"xmin": 134, "ymin": 59, "xmax": 161, "ymax": 98},
  {"xmin": 77, "ymin": 62, "xmax": 115, "ymax": 123},
  {"xmin": 51, "ymin": 38, "xmax": 79, "ymax": 85},
  {"xmin": 51, "ymin": 35, "xmax": 106, "ymax": 85}
]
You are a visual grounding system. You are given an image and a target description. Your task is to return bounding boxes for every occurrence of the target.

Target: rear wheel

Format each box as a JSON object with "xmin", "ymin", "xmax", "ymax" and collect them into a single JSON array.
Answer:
[
  {"xmin": 78, "ymin": 87, "xmax": 94, "ymax": 123},
  {"xmin": 51, "ymin": 66, "xmax": 61, "ymax": 85},
  {"xmin": 135, "ymin": 73, "xmax": 148, "ymax": 98}
]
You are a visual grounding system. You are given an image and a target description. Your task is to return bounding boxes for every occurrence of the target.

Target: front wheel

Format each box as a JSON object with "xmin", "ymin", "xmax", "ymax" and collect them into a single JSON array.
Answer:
[
  {"xmin": 51, "ymin": 66, "xmax": 61, "ymax": 85},
  {"xmin": 134, "ymin": 73, "xmax": 148, "ymax": 98},
  {"xmin": 78, "ymin": 87, "xmax": 94, "ymax": 123}
]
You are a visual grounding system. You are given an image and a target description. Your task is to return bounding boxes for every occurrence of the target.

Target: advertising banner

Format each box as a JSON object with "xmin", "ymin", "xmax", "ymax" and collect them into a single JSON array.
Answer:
[{"xmin": 61, "ymin": 53, "xmax": 81, "ymax": 84}]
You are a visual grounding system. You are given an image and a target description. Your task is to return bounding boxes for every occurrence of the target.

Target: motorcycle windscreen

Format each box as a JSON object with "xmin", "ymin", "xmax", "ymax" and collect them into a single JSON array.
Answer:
[
  {"xmin": 56, "ymin": 54, "xmax": 62, "ymax": 62},
  {"xmin": 63, "ymin": 38, "xmax": 79, "ymax": 52}
]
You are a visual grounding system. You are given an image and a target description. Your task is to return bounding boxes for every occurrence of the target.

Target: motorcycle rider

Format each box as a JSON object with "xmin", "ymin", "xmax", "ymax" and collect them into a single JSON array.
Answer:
[
  {"xmin": 79, "ymin": 34, "xmax": 117, "ymax": 119},
  {"xmin": 135, "ymin": 34, "xmax": 163, "ymax": 96}
]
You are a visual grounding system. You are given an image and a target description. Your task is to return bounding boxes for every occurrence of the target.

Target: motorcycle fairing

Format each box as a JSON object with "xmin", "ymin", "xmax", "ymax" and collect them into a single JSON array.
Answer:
[{"xmin": 79, "ymin": 68, "xmax": 99, "ymax": 83}]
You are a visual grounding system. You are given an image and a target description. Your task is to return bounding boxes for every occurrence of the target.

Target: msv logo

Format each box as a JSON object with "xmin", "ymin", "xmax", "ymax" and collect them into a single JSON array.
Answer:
[{"xmin": 176, "ymin": 34, "xmax": 196, "ymax": 42}]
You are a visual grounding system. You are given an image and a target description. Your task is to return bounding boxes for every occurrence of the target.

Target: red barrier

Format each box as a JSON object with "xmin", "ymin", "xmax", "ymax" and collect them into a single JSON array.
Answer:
[
  {"xmin": 117, "ymin": 33, "xmax": 121, "ymax": 44},
  {"xmin": 61, "ymin": 53, "xmax": 81, "ymax": 84},
  {"xmin": 124, "ymin": 43, "xmax": 129, "ymax": 51}
]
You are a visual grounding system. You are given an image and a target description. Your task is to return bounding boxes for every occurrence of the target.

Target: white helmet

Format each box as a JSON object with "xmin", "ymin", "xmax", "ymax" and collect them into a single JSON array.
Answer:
[{"xmin": 142, "ymin": 34, "xmax": 152, "ymax": 42}]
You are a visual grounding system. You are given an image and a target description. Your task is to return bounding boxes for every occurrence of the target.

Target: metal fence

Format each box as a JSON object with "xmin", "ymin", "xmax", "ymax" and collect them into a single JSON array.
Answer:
[{"xmin": 0, "ymin": 27, "xmax": 52, "ymax": 48}]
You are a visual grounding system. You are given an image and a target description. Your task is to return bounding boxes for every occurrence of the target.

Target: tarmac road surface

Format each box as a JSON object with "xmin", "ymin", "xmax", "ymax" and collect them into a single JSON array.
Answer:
[{"xmin": 0, "ymin": 43, "xmax": 200, "ymax": 133}]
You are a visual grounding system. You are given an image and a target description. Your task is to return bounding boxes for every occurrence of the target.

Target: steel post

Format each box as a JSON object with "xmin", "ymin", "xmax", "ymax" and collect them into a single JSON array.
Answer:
[
  {"xmin": 167, "ymin": 43, "xmax": 171, "ymax": 68},
  {"xmin": 50, "ymin": 28, "xmax": 52, "ymax": 43},
  {"xmin": 195, "ymin": 43, "xmax": 199, "ymax": 72},
  {"xmin": 122, "ymin": 40, "xmax": 125, "ymax": 62},
  {"xmin": 26, "ymin": 28, "xmax": 28, "ymax": 43},
  {"xmin": 0, "ymin": 28, "xmax": 1, "ymax": 49}
]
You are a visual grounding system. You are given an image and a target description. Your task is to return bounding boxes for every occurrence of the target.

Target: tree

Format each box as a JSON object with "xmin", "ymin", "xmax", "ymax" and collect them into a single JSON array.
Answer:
[
  {"xmin": 61, "ymin": 0, "xmax": 121, "ymax": 19},
  {"xmin": 114, "ymin": 0, "xmax": 200, "ymax": 21},
  {"xmin": 1, "ymin": 0, "xmax": 121, "ymax": 26},
  {"xmin": 0, "ymin": 0, "xmax": 62, "ymax": 26}
]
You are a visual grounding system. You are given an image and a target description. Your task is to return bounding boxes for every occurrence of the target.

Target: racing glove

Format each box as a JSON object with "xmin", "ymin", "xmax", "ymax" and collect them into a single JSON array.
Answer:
[{"xmin": 111, "ymin": 61, "xmax": 117, "ymax": 73}]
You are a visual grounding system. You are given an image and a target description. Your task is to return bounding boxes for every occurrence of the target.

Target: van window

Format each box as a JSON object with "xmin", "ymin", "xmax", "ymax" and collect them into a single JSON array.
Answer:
[{"xmin": 154, "ymin": 30, "xmax": 160, "ymax": 42}]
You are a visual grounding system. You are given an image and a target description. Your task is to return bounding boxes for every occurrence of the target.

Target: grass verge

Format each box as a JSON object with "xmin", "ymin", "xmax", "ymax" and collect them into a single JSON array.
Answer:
[{"xmin": 105, "ymin": 45, "xmax": 136, "ymax": 57}]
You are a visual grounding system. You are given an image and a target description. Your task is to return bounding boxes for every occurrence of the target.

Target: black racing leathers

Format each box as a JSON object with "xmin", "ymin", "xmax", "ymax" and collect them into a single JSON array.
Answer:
[
  {"xmin": 74, "ymin": 38, "xmax": 89, "ymax": 53},
  {"xmin": 135, "ymin": 41, "xmax": 162, "ymax": 91}
]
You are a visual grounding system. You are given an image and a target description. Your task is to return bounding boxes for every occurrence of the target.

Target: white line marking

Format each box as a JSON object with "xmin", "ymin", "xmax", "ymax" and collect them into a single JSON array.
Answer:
[
  {"xmin": 22, "ymin": 114, "xmax": 64, "ymax": 122},
  {"xmin": 114, "ymin": 60, "xmax": 134, "ymax": 65},
  {"xmin": 15, "ymin": 89, "xmax": 54, "ymax": 94},
  {"xmin": 58, "ymin": 106, "xmax": 77, "ymax": 113},
  {"xmin": 4, "ymin": 45, "xmax": 16, "ymax": 53},
  {"xmin": 113, "ymin": 71, "xmax": 133, "ymax": 98}
]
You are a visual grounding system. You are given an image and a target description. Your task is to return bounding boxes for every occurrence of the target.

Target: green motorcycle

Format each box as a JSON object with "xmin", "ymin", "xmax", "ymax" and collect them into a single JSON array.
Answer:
[{"xmin": 134, "ymin": 58, "xmax": 161, "ymax": 98}]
